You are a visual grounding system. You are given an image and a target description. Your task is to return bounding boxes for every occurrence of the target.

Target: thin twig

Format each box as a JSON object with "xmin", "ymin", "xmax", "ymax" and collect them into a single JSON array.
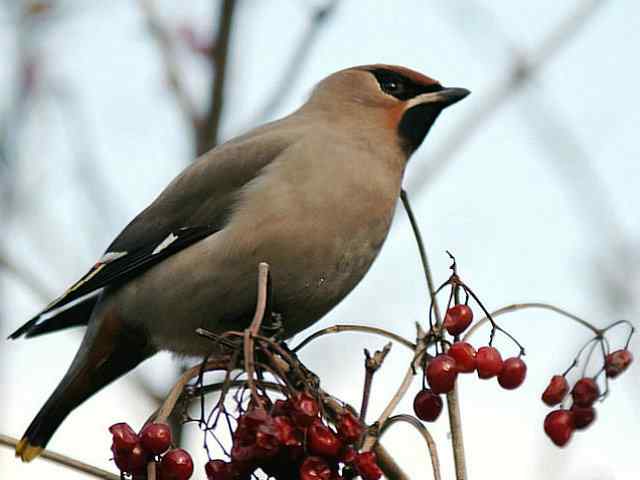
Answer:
[
  {"xmin": 292, "ymin": 324, "xmax": 416, "ymax": 352},
  {"xmin": 361, "ymin": 348, "xmax": 422, "ymax": 452},
  {"xmin": 243, "ymin": 262, "xmax": 271, "ymax": 409},
  {"xmin": 138, "ymin": 0, "xmax": 198, "ymax": 125},
  {"xmin": 195, "ymin": 0, "xmax": 237, "ymax": 154},
  {"xmin": 401, "ymin": 190, "xmax": 442, "ymax": 324},
  {"xmin": 373, "ymin": 444, "xmax": 410, "ymax": 480},
  {"xmin": 401, "ymin": 190, "xmax": 468, "ymax": 480},
  {"xmin": 462, "ymin": 302, "xmax": 601, "ymax": 343},
  {"xmin": 380, "ymin": 415, "xmax": 441, "ymax": 480},
  {"xmin": 0, "ymin": 434, "xmax": 119, "ymax": 480},
  {"xmin": 360, "ymin": 343, "xmax": 392, "ymax": 422},
  {"xmin": 155, "ymin": 359, "xmax": 229, "ymax": 423}
]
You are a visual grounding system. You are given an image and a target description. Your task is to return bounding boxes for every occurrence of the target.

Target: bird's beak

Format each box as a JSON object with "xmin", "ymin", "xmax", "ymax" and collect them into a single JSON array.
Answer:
[{"xmin": 407, "ymin": 87, "xmax": 470, "ymax": 110}]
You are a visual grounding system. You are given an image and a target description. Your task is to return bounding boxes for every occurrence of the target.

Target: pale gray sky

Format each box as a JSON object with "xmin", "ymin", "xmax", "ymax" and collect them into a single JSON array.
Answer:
[{"xmin": 1, "ymin": 1, "xmax": 639, "ymax": 479}]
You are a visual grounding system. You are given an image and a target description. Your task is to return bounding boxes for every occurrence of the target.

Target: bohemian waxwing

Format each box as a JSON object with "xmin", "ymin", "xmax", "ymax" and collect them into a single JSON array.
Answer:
[{"xmin": 10, "ymin": 64, "xmax": 469, "ymax": 461}]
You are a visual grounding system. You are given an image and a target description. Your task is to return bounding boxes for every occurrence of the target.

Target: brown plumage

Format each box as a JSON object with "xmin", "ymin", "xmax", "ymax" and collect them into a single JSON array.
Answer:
[{"xmin": 9, "ymin": 64, "xmax": 469, "ymax": 461}]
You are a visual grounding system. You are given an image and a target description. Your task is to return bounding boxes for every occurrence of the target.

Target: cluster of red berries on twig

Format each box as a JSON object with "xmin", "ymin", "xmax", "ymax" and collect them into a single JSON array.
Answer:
[
  {"xmin": 542, "ymin": 320, "xmax": 634, "ymax": 447},
  {"xmin": 414, "ymin": 254, "xmax": 527, "ymax": 422},
  {"xmin": 109, "ymin": 421, "xmax": 193, "ymax": 479},
  {"xmin": 203, "ymin": 392, "xmax": 380, "ymax": 480}
]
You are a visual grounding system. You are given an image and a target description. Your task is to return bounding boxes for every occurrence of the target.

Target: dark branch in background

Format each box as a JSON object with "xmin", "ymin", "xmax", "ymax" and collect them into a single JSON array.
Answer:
[
  {"xmin": 252, "ymin": 0, "xmax": 340, "ymax": 123},
  {"xmin": 409, "ymin": 0, "xmax": 606, "ymax": 194},
  {"xmin": 195, "ymin": 0, "xmax": 237, "ymax": 155},
  {"xmin": 138, "ymin": 0, "xmax": 237, "ymax": 155},
  {"xmin": 139, "ymin": 0, "xmax": 199, "ymax": 127},
  {"xmin": 0, "ymin": 253, "xmax": 54, "ymax": 302}
]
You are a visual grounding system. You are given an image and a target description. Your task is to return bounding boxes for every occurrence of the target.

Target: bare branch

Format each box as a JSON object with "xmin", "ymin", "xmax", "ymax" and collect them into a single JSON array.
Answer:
[
  {"xmin": 360, "ymin": 343, "xmax": 392, "ymax": 421},
  {"xmin": 0, "ymin": 433, "xmax": 119, "ymax": 480}
]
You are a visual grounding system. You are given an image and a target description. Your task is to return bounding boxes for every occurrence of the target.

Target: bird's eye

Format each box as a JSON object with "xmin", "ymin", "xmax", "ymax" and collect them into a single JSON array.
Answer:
[{"xmin": 382, "ymin": 79, "xmax": 400, "ymax": 92}]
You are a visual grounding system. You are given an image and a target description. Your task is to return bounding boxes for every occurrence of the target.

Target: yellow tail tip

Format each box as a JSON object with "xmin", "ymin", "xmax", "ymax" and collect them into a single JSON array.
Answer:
[{"xmin": 15, "ymin": 438, "xmax": 43, "ymax": 462}]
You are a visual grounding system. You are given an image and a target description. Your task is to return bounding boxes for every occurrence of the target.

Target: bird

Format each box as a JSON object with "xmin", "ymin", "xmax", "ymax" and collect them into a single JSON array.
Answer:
[{"xmin": 9, "ymin": 64, "xmax": 469, "ymax": 462}]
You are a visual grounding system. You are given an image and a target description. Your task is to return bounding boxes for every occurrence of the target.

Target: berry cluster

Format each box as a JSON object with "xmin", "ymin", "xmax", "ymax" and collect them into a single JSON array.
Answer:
[
  {"xmin": 542, "ymin": 346, "xmax": 633, "ymax": 447},
  {"xmin": 414, "ymin": 304, "xmax": 527, "ymax": 422},
  {"xmin": 109, "ymin": 422, "xmax": 193, "ymax": 479},
  {"xmin": 204, "ymin": 392, "xmax": 380, "ymax": 480},
  {"xmin": 412, "ymin": 255, "xmax": 527, "ymax": 423}
]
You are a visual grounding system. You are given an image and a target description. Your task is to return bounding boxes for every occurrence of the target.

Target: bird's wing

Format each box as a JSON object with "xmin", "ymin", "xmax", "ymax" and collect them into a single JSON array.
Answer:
[{"xmin": 9, "ymin": 123, "xmax": 294, "ymax": 339}]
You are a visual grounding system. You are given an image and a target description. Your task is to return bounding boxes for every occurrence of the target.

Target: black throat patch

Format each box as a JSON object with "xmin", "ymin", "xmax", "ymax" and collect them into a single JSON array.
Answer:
[
  {"xmin": 369, "ymin": 68, "xmax": 445, "ymax": 153},
  {"xmin": 398, "ymin": 103, "xmax": 443, "ymax": 154}
]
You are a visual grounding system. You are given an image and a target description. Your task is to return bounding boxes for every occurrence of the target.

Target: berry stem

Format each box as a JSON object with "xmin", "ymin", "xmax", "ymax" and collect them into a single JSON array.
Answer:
[
  {"xmin": 462, "ymin": 302, "xmax": 601, "ymax": 343},
  {"xmin": 291, "ymin": 324, "xmax": 416, "ymax": 352},
  {"xmin": 379, "ymin": 415, "xmax": 442, "ymax": 480},
  {"xmin": 401, "ymin": 190, "xmax": 443, "ymax": 327},
  {"xmin": 400, "ymin": 191, "xmax": 468, "ymax": 480}
]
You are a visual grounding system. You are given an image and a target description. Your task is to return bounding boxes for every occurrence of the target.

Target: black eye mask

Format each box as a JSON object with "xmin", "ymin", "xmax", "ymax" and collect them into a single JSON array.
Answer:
[{"xmin": 370, "ymin": 68, "xmax": 443, "ymax": 101}]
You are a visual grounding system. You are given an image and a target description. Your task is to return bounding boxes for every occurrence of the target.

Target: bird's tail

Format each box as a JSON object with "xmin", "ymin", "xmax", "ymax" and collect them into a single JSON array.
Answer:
[{"xmin": 16, "ymin": 307, "xmax": 154, "ymax": 462}]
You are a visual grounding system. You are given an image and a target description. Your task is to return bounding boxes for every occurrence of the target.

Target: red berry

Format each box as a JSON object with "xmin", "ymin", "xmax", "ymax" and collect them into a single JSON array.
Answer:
[
  {"xmin": 475, "ymin": 346, "xmax": 503, "ymax": 379},
  {"xmin": 544, "ymin": 410, "xmax": 574, "ymax": 447},
  {"xmin": 271, "ymin": 399, "xmax": 292, "ymax": 417},
  {"xmin": 443, "ymin": 304, "xmax": 473, "ymax": 335},
  {"xmin": 299, "ymin": 456, "xmax": 332, "ymax": 480},
  {"xmin": 273, "ymin": 416, "xmax": 301, "ymax": 447},
  {"xmin": 230, "ymin": 442, "xmax": 258, "ymax": 465},
  {"xmin": 570, "ymin": 404, "xmax": 596, "ymax": 430},
  {"xmin": 542, "ymin": 375, "xmax": 569, "ymax": 406},
  {"xmin": 111, "ymin": 442, "xmax": 148, "ymax": 476},
  {"xmin": 308, "ymin": 420, "xmax": 343, "ymax": 458},
  {"xmin": 340, "ymin": 446, "xmax": 357, "ymax": 464},
  {"xmin": 448, "ymin": 342, "xmax": 476, "ymax": 373},
  {"xmin": 413, "ymin": 389, "xmax": 443, "ymax": 422},
  {"xmin": 337, "ymin": 411, "xmax": 363, "ymax": 444},
  {"xmin": 291, "ymin": 392, "xmax": 319, "ymax": 427},
  {"xmin": 159, "ymin": 448, "xmax": 194, "ymax": 480},
  {"xmin": 571, "ymin": 378, "xmax": 599, "ymax": 407},
  {"xmin": 140, "ymin": 422, "xmax": 172, "ymax": 455},
  {"xmin": 109, "ymin": 422, "xmax": 139, "ymax": 453},
  {"xmin": 498, "ymin": 357, "xmax": 527, "ymax": 389},
  {"xmin": 605, "ymin": 349, "xmax": 633, "ymax": 378},
  {"xmin": 353, "ymin": 451, "xmax": 383, "ymax": 480},
  {"xmin": 241, "ymin": 408, "xmax": 269, "ymax": 429},
  {"xmin": 205, "ymin": 460, "xmax": 233, "ymax": 480},
  {"xmin": 256, "ymin": 422, "xmax": 280, "ymax": 457},
  {"xmin": 426, "ymin": 354, "xmax": 458, "ymax": 394}
]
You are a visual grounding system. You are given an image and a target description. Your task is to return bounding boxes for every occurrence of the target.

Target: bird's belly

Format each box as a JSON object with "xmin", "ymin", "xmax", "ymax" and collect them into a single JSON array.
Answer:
[{"xmin": 118, "ymin": 194, "xmax": 395, "ymax": 357}]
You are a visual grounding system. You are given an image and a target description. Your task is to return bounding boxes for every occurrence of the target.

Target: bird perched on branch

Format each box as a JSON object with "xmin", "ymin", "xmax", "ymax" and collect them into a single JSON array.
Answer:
[{"xmin": 9, "ymin": 64, "xmax": 468, "ymax": 461}]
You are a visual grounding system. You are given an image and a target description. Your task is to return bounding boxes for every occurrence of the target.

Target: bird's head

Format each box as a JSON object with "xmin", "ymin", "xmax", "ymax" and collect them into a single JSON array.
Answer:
[{"xmin": 306, "ymin": 64, "xmax": 469, "ymax": 154}]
